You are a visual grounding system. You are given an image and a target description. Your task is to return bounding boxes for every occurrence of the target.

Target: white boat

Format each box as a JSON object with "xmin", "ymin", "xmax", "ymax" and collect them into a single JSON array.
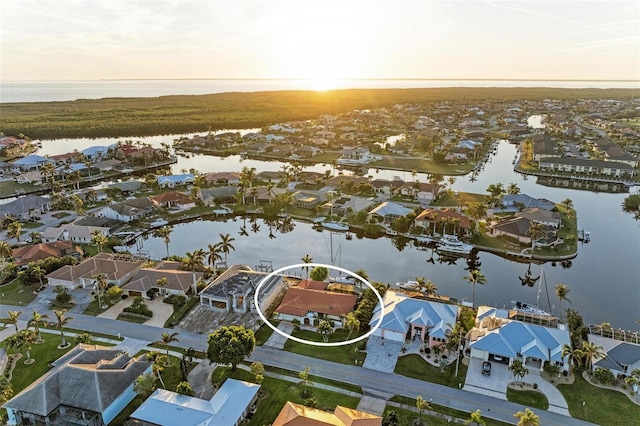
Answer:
[
  {"xmin": 150, "ymin": 219, "xmax": 169, "ymax": 227},
  {"xmin": 396, "ymin": 280, "xmax": 419, "ymax": 290},
  {"xmin": 436, "ymin": 234, "xmax": 473, "ymax": 255},
  {"xmin": 511, "ymin": 301, "xmax": 551, "ymax": 316},
  {"xmin": 322, "ymin": 221, "xmax": 350, "ymax": 232}
]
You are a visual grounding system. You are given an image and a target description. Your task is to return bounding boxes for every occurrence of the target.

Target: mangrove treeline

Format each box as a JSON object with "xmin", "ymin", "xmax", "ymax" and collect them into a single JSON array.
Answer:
[{"xmin": 1, "ymin": 87, "xmax": 639, "ymax": 140}]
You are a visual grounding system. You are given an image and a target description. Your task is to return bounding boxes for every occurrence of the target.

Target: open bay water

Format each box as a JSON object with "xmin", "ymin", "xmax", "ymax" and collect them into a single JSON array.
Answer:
[{"xmin": 2, "ymin": 78, "xmax": 639, "ymax": 103}]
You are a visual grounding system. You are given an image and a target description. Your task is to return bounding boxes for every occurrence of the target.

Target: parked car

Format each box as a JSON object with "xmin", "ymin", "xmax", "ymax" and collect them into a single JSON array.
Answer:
[{"xmin": 482, "ymin": 361, "xmax": 492, "ymax": 376}]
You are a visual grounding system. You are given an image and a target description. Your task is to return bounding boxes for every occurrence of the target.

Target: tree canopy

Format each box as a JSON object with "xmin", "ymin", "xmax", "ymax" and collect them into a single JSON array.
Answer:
[{"xmin": 206, "ymin": 325, "xmax": 255, "ymax": 370}]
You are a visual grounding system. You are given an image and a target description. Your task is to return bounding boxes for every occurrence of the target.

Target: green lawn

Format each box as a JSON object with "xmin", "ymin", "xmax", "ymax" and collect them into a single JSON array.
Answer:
[
  {"xmin": 254, "ymin": 321, "xmax": 279, "ymax": 346},
  {"xmin": 388, "ymin": 396, "xmax": 511, "ymax": 426},
  {"xmin": 0, "ymin": 180, "xmax": 39, "ymax": 198},
  {"xmin": 506, "ymin": 386, "xmax": 549, "ymax": 410},
  {"xmin": 283, "ymin": 328, "xmax": 367, "ymax": 365},
  {"xmin": 394, "ymin": 354, "xmax": 467, "ymax": 388},
  {"xmin": 373, "ymin": 157, "xmax": 475, "ymax": 175},
  {"xmin": 2, "ymin": 335, "xmax": 82, "ymax": 394},
  {"xmin": 163, "ymin": 296, "xmax": 199, "ymax": 328},
  {"xmin": 558, "ymin": 372, "xmax": 640, "ymax": 426},
  {"xmin": 261, "ymin": 365, "xmax": 363, "ymax": 394},
  {"xmin": 212, "ymin": 366, "xmax": 360, "ymax": 426},
  {"xmin": 0, "ymin": 279, "xmax": 38, "ymax": 306}
]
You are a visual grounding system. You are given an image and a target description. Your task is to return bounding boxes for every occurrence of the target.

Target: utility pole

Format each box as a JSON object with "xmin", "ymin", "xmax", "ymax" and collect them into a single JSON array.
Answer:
[{"xmin": 455, "ymin": 328, "xmax": 464, "ymax": 377}]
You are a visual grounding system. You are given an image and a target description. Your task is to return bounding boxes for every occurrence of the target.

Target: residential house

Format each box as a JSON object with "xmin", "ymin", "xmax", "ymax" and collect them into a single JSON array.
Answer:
[
  {"xmin": 2, "ymin": 344, "xmax": 149, "ymax": 426},
  {"xmin": 256, "ymin": 171, "xmax": 282, "ymax": 184},
  {"xmin": 10, "ymin": 154, "xmax": 55, "ymax": 172},
  {"xmin": 122, "ymin": 260, "xmax": 204, "ymax": 298},
  {"xmin": 371, "ymin": 178, "xmax": 404, "ymax": 195},
  {"xmin": 322, "ymin": 196, "xmax": 375, "ymax": 217},
  {"xmin": 107, "ymin": 181, "xmax": 144, "ymax": 195},
  {"xmin": 45, "ymin": 252, "xmax": 145, "ymax": 290},
  {"xmin": 81, "ymin": 145, "xmax": 109, "ymax": 161},
  {"xmin": 292, "ymin": 191, "xmax": 324, "ymax": 209},
  {"xmin": 500, "ymin": 194, "xmax": 556, "ymax": 212},
  {"xmin": 489, "ymin": 216, "xmax": 536, "ymax": 244},
  {"xmin": 275, "ymin": 283, "xmax": 358, "ymax": 325},
  {"xmin": 414, "ymin": 208, "xmax": 471, "ymax": 236},
  {"xmin": 97, "ymin": 197, "xmax": 155, "ymax": 222},
  {"xmin": 202, "ymin": 171, "xmax": 241, "ymax": 186},
  {"xmin": 41, "ymin": 222, "xmax": 111, "ymax": 244},
  {"xmin": 200, "ymin": 187, "xmax": 239, "ymax": 205},
  {"xmin": 15, "ymin": 171, "xmax": 46, "ymax": 185},
  {"xmin": 532, "ymin": 134, "xmax": 560, "ymax": 162},
  {"xmin": 151, "ymin": 191, "xmax": 196, "ymax": 211},
  {"xmin": 396, "ymin": 182, "xmax": 443, "ymax": 205},
  {"xmin": 0, "ymin": 195, "xmax": 51, "ymax": 220},
  {"xmin": 131, "ymin": 379, "xmax": 260, "ymax": 426},
  {"xmin": 468, "ymin": 306, "xmax": 570, "ymax": 372},
  {"xmin": 368, "ymin": 290, "xmax": 458, "ymax": 346},
  {"xmin": 592, "ymin": 138, "xmax": 639, "ymax": 167},
  {"xmin": 588, "ymin": 333, "xmax": 640, "ymax": 378},
  {"xmin": 200, "ymin": 265, "xmax": 287, "ymax": 314},
  {"xmin": 93, "ymin": 159, "xmax": 122, "ymax": 173},
  {"xmin": 245, "ymin": 186, "xmax": 288, "ymax": 205},
  {"xmin": 246, "ymin": 142, "xmax": 272, "ymax": 155},
  {"xmin": 157, "ymin": 173, "xmax": 195, "ymax": 188},
  {"xmin": 515, "ymin": 208, "xmax": 562, "ymax": 228},
  {"xmin": 337, "ymin": 148, "xmax": 378, "ymax": 165},
  {"xmin": 273, "ymin": 401, "xmax": 382, "ymax": 426},
  {"xmin": 368, "ymin": 202, "xmax": 413, "ymax": 223},
  {"xmin": 12, "ymin": 241, "xmax": 83, "ymax": 267}
]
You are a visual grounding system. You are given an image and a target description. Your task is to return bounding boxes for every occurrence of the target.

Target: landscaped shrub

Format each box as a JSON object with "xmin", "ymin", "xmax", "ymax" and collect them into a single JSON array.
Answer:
[
  {"xmin": 543, "ymin": 363, "xmax": 561, "ymax": 376},
  {"xmin": 55, "ymin": 291, "xmax": 72, "ymax": 305},
  {"xmin": 163, "ymin": 295, "xmax": 187, "ymax": 306},
  {"xmin": 594, "ymin": 367, "xmax": 615, "ymax": 385},
  {"xmin": 123, "ymin": 296, "xmax": 153, "ymax": 318}
]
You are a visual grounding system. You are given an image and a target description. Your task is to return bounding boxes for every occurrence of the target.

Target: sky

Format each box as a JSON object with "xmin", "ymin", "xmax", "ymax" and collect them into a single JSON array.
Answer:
[{"xmin": 1, "ymin": 0, "xmax": 639, "ymax": 82}]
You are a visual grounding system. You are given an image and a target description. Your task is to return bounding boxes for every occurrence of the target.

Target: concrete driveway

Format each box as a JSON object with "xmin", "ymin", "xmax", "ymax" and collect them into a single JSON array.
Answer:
[
  {"xmin": 463, "ymin": 357, "xmax": 511, "ymax": 400},
  {"xmin": 98, "ymin": 296, "xmax": 174, "ymax": 327}
]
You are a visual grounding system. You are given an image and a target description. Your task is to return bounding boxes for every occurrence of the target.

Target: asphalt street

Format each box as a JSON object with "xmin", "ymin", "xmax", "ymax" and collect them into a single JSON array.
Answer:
[{"xmin": 0, "ymin": 304, "xmax": 595, "ymax": 425}]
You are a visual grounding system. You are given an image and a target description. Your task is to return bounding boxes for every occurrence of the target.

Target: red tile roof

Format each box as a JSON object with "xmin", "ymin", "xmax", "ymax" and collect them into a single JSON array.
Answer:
[{"xmin": 276, "ymin": 287, "xmax": 357, "ymax": 317}]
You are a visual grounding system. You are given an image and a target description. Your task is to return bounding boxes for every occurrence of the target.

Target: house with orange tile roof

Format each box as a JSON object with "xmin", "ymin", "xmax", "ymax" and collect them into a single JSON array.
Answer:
[
  {"xmin": 415, "ymin": 208, "xmax": 471, "ymax": 236},
  {"xmin": 12, "ymin": 241, "xmax": 83, "ymax": 267},
  {"xmin": 273, "ymin": 401, "xmax": 381, "ymax": 426},
  {"xmin": 151, "ymin": 191, "xmax": 196, "ymax": 210},
  {"xmin": 275, "ymin": 285, "xmax": 357, "ymax": 326}
]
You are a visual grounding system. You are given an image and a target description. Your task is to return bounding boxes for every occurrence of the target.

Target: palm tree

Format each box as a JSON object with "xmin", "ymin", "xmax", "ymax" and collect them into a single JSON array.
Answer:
[
  {"xmin": 415, "ymin": 395, "xmax": 431, "ymax": 423},
  {"xmin": 507, "ymin": 182, "xmax": 520, "ymax": 195},
  {"xmin": 17, "ymin": 329, "xmax": 38, "ymax": 365},
  {"xmin": 467, "ymin": 201, "xmax": 487, "ymax": 234},
  {"xmin": 560, "ymin": 198, "xmax": 574, "ymax": 210},
  {"xmin": 39, "ymin": 162, "xmax": 57, "ymax": 188},
  {"xmin": 154, "ymin": 226, "xmax": 173, "ymax": 259},
  {"xmin": 353, "ymin": 268, "xmax": 369, "ymax": 288},
  {"xmin": 217, "ymin": 233, "xmax": 236, "ymax": 268},
  {"xmin": 27, "ymin": 310, "xmax": 49, "ymax": 343},
  {"xmin": 155, "ymin": 332, "xmax": 179, "ymax": 363},
  {"xmin": 301, "ymin": 254, "xmax": 313, "ymax": 278},
  {"xmin": 206, "ymin": 243, "xmax": 223, "ymax": 275},
  {"xmin": 466, "ymin": 409, "xmax": 486, "ymax": 426},
  {"xmin": 146, "ymin": 351, "xmax": 166, "ymax": 388},
  {"xmin": 183, "ymin": 249, "xmax": 205, "ymax": 295},
  {"xmin": 7, "ymin": 220, "xmax": 22, "ymax": 243},
  {"xmin": 5, "ymin": 310, "xmax": 22, "ymax": 333},
  {"xmin": 417, "ymin": 278, "xmax": 438, "ymax": 296},
  {"xmin": 575, "ymin": 341, "xmax": 606, "ymax": 372},
  {"xmin": 344, "ymin": 312, "xmax": 360, "ymax": 340},
  {"xmin": 555, "ymin": 283, "xmax": 571, "ymax": 321},
  {"xmin": 0, "ymin": 241, "xmax": 12, "ymax": 264},
  {"xmin": 31, "ymin": 266, "xmax": 46, "ymax": 288},
  {"xmin": 93, "ymin": 273, "xmax": 109, "ymax": 310},
  {"xmin": 29, "ymin": 231, "xmax": 42, "ymax": 244},
  {"xmin": 90, "ymin": 229, "xmax": 108, "ymax": 253},
  {"xmin": 240, "ymin": 166, "xmax": 257, "ymax": 189},
  {"xmin": 54, "ymin": 309, "xmax": 73, "ymax": 347},
  {"xmin": 463, "ymin": 269, "xmax": 486, "ymax": 309},
  {"xmin": 513, "ymin": 408, "xmax": 540, "ymax": 426},
  {"xmin": 526, "ymin": 221, "xmax": 546, "ymax": 252},
  {"xmin": 508, "ymin": 359, "xmax": 529, "ymax": 383}
]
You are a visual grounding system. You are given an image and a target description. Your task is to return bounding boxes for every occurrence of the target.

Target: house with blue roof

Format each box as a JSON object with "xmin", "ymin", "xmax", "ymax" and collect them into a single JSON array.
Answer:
[
  {"xmin": 500, "ymin": 194, "xmax": 556, "ymax": 212},
  {"xmin": 130, "ymin": 378, "xmax": 260, "ymax": 426},
  {"xmin": 468, "ymin": 306, "xmax": 571, "ymax": 372},
  {"xmin": 80, "ymin": 146, "xmax": 109, "ymax": 160},
  {"xmin": 589, "ymin": 333, "xmax": 640, "ymax": 378},
  {"xmin": 11, "ymin": 154, "xmax": 55, "ymax": 172},
  {"xmin": 157, "ymin": 173, "xmax": 195, "ymax": 188},
  {"xmin": 369, "ymin": 290, "xmax": 458, "ymax": 346}
]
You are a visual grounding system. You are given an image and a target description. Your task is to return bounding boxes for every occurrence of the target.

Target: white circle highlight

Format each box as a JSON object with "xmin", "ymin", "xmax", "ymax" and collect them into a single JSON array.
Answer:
[{"xmin": 254, "ymin": 263, "xmax": 384, "ymax": 347}]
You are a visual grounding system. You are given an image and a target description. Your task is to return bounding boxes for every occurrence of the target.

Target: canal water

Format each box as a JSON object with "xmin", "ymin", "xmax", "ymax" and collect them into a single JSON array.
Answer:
[{"xmin": 33, "ymin": 136, "xmax": 640, "ymax": 330}]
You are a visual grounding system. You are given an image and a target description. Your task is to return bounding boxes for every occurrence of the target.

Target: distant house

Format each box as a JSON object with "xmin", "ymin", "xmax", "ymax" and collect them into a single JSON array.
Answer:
[
  {"xmin": 275, "ymin": 284, "xmax": 358, "ymax": 325},
  {"xmin": 538, "ymin": 157, "xmax": 636, "ymax": 178},
  {"xmin": 10, "ymin": 154, "xmax": 55, "ymax": 172},
  {"xmin": 414, "ymin": 208, "xmax": 471, "ymax": 236},
  {"xmin": 273, "ymin": 401, "xmax": 382, "ymax": 426},
  {"xmin": 468, "ymin": 306, "xmax": 571, "ymax": 373},
  {"xmin": 81, "ymin": 145, "xmax": 109, "ymax": 161},
  {"xmin": 107, "ymin": 181, "xmax": 144, "ymax": 195},
  {"xmin": 515, "ymin": 207, "xmax": 562, "ymax": 228},
  {"xmin": 322, "ymin": 196, "xmax": 374, "ymax": 217},
  {"xmin": 489, "ymin": 216, "xmax": 536, "ymax": 243},
  {"xmin": 157, "ymin": 173, "xmax": 195, "ymax": 188},
  {"xmin": 97, "ymin": 197, "xmax": 155, "ymax": 222},
  {"xmin": 396, "ymin": 182, "xmax": 443, "ymax": 205},
  {"xmin": 371, "ymin": 178, "xmax": 404, "ymax": 195},
  {"xmin": 45, "ymin": 252, "xmax": 145, "ymax": 290},
  {"xmin": 200, "ymin": 187, "xmax": 239, "ymax": 205},
  {"xmin": 122, "ymin": 260, "xmax": 204, "ymax": 298},
  {"xmin": 131, "ymin": 379, "xmax": 260, "ymax": 426},
  {"xmin": 151, "ymin": 191, "xmax": 196, "ymax": 210},
  {"xmin": 592, "ymin": 137, "xmax": 639, "ymax": 167},
  {"xmin": 2, "ymin": 344, "xmax": 149, "ymax": 426},
  {"xmin": 369, "ymin": 290, "xmax": 458, "ymax": 345},
  {"xmin": 41, "ymin": 222, "xmax": 111, "ymax": 243},
  {"xmin": 0, "ymin": 195, "xmax": 51, "ymax": 220},
  {"xmin": 500, "ymin": 194, "xmax": 555, "ymax": 211},
  {"xmin": 292, "ymin": 191, "xmax": 324, "ymax": 209},
  {"xmin": 368, "ymin": 202, "xmax": 413, "ymax": 223},
  {"xmin": 12, "ymin": 241, "xmax": 83, "ymax": 267},
  {"xmin": 532, "ymin": 134, "xmax": 560, "ymax": 162},
  {"xmin": 337, "ymin": 148, "xmax": 378, "ymax": 165},
  {"xmin": 202, "ymin": 171, "xmax": 241, "ymax": 186}
]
